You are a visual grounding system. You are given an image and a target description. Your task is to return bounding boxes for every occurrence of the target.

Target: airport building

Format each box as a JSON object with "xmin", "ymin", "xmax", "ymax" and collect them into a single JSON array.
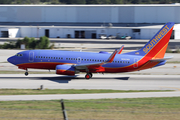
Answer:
[{"xmin": 0, "ymin": 4, "xmax": 180, "ymax": 39}]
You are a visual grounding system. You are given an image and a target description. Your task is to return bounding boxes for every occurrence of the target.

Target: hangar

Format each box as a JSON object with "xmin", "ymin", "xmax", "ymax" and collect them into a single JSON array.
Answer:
[{"xmin": 0, "ymin": 4, "xmax": 180, "ymax": 39}]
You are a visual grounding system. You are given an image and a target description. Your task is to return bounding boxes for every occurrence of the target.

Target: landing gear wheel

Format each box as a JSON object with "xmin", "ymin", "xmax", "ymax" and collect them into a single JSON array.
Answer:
[
  {"xmin": 85, "ymin": 73, "xmax": 91, "ymax": 79},
  {"xmin": 89, "ymin": 72, "xmax": 93, "ymax": 78},
  {"xmin": 25, "ymin": 71, "xmax": 29, "ymax": 76}
]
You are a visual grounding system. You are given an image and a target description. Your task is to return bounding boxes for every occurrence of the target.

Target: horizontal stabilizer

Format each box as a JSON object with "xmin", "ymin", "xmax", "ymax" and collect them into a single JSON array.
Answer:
[{"xmin": 150, "ymin": 56, "xmax": 173, "ymax": 62}]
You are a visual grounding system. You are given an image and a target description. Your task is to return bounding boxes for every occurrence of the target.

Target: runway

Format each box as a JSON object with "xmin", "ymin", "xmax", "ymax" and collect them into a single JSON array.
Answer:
[
  {"xmin": 0, "ymin": 74, "xmax": 180, "ymax": 101},
  {"xmin": 0, "ymin": 74, "xmax": 180, "ymax": 90}
]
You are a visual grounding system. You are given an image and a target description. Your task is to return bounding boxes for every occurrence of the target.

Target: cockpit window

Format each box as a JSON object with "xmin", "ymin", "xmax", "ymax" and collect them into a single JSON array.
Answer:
[{"xmin": 15, "ymin": 53, "xmax": 23, "ymax": 57}]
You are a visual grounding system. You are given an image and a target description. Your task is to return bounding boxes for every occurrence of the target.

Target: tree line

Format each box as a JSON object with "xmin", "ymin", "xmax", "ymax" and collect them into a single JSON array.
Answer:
[
  {"xmin": 0, "ymin": 0, "xmax": 179, "ymax": 4},
  {"xmin": 0, "ymin": 36, "xmax": 54, "ymax": 49}
]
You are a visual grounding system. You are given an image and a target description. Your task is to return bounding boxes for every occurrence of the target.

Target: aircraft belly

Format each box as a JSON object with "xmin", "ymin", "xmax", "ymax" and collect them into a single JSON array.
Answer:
[{"xmin": 17, "ymin": 62, "xmax": 64, "ymax": 70}]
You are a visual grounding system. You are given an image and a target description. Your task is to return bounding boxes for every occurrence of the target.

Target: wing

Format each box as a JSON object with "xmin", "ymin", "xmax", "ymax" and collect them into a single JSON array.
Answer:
[{"xmin": 74, "ymin": 49, "xmax": 118, "ymax": 70}]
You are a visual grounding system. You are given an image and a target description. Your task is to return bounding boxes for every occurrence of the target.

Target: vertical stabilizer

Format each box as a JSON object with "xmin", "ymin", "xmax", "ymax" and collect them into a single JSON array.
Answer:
[{"xmin": 139, "ymin": 22, "xmax": 174, "ymax": 59}]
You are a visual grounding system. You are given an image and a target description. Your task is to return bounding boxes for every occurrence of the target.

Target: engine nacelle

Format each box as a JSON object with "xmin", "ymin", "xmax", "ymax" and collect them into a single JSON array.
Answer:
[{"xmin": 56, "ymin": 65, "xmax": 75, "ymax": 76}]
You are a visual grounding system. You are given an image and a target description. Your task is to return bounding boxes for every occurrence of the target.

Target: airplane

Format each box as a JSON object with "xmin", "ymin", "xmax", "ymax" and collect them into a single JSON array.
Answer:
[{"xmin": 7, "ymin": 22, "xmax": 174, "ymax": 79}]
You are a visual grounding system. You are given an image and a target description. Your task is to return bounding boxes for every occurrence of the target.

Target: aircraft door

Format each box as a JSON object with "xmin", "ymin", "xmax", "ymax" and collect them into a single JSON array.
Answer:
[
  {"xmin": 133, "ymin": 58, "xmax": 138, "ymax": 68},
  {"xmin": 29, "ymin": 52, "xmax": 34, "ymax": 62}
]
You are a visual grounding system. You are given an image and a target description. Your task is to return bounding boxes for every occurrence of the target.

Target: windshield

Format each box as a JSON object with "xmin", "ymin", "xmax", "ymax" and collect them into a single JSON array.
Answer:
[{"xmin": 15, "ymin": 53, "xmax": 23, "ymax": 57}]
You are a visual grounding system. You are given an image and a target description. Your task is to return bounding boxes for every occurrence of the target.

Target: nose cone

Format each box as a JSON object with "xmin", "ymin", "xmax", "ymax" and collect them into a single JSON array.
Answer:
[{"xmin": 7, "ymin": 56, "xmax": 15, "ymax": 65}]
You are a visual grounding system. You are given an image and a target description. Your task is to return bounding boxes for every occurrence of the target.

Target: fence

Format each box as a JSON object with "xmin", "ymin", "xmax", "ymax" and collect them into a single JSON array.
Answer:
[{"xmin": 0, "ymin": 99, "xmax": 180, "ymax": 120}]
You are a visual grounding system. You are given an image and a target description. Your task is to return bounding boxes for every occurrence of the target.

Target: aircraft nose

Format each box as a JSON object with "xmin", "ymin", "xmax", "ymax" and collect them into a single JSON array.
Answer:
[{"xmin": 7, "ymin": 56, "xmax": 14, "ymax": 64}]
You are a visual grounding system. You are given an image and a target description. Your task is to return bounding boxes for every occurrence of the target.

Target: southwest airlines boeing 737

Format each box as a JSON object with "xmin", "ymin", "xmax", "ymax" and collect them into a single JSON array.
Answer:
[{"xmin": 8, "ymin": 22, "xmax": 174, "ymax": 79}]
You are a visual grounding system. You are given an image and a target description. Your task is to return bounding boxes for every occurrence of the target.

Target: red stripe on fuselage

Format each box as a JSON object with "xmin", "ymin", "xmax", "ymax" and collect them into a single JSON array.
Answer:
[{"xmin": 17, "ymin": 62, "xmax": 74, "ymax": 70}]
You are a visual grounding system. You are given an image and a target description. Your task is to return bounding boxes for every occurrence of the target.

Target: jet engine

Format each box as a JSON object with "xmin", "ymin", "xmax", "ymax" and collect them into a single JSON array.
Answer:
[{"xmin": 56, "ymin": 65, "xmax": 76, "ymax": 75}]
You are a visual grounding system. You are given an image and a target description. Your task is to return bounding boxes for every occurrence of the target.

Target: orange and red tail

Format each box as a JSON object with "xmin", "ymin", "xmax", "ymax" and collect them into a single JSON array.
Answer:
[{"xmin": 139, "ymin": 22, "xmax": 174, "ymax": 59}]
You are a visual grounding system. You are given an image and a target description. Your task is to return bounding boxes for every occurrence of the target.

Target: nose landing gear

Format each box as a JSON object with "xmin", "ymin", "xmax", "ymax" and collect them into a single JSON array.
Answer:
[{"xmin": 25, "ymin": 69, "xmax": 28, "ymax": 76}]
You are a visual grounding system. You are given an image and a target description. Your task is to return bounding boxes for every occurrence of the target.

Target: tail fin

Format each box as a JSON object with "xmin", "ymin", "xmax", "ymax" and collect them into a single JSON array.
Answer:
[{"xmin": 139, "ymin": 22, "xmax": 174, "ymax": 59}]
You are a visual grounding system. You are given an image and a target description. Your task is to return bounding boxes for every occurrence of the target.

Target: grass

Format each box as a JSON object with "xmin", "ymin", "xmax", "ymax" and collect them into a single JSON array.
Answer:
[
  {"xmin": 0, "ymin": 97, "xmax": 180, "ymax": 120},
  {"xmin": 0, "ymin": 89, "xmax": 173, "ymax": 95}
]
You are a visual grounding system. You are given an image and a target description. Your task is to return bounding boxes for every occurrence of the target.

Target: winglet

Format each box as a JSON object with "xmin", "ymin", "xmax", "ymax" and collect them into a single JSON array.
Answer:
[
  {"xmin": 117, "ymin": 45, "xmax": 124, "ymax": 54},
  {"xmin": 106, "ymin": 49, "xmax": 118, "ymax": 63}
]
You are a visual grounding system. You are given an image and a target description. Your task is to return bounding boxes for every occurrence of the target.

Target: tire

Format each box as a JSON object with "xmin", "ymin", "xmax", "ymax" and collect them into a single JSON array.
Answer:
[
  {"xmin": 25, "ymin": 72, "xmax": 28, "ymax": 76},
  {"xmin": 85, "ymin": 74, "xmax": 91, "ymax": 79}
]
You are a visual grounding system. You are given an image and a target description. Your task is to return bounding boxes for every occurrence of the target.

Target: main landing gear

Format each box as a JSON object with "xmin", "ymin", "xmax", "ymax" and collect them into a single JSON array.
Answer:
[{"xmin": 85, "ymin": 72, "xmax": 93, "ymax": 79}]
